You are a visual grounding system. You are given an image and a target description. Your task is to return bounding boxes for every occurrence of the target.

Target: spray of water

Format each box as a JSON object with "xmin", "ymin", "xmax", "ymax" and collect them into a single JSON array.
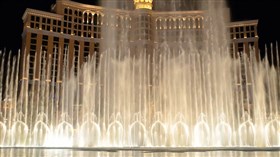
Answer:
[{"xmin": 0, "ymin": 0, "xmax": 279, "ymax": 148}]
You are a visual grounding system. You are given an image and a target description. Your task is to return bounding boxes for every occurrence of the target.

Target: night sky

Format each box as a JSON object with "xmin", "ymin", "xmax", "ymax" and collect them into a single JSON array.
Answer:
[{"xmin": 0, "ymin": 0, "xmax": 280, "ymax": 56}]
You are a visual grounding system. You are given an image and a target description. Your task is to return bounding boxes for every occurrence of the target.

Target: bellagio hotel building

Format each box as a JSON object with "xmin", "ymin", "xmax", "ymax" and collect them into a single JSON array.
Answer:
[{"xmin": 20, "ymin": 0, "xmax": 259, "ymax": 82}]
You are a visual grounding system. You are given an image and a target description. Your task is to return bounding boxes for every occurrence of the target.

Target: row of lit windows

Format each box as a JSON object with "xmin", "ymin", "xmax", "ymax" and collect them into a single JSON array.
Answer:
[
  {"xmin": 51, "ymin": 37, "xmax": 59, "ymax": 79},
  {"xmin": 41, "ymin": 35, "xmax": 49, "ymax": 77},
  {"xmin": 30, "ymin": 15, "xmax": 61, "ymax": 33},
  {"xmin": 64, "ymin": 8, "xmax": 102, "ymax": 25},
  {"xmin": 64, "ymin": 8, "xmax": 83, "ymax": 18},
  {"xmin": 230, "ymin": 25, "xmax": 257, "ymax": 39},
  {"xmin": 29, "ymin": 33, "xmax": 37, "ymax": 79},
  {"xmin": 74, "ymin": 40, "xmax": 80, "ymax": 74},
  {"xmin": 29, "ymin": 14, "xmax": 103, "ymax": 38},
  {"xmin": 102, "ymin": 15, "xmax": 131, "ymax": 28},
  {"xmin": 64, "ymin": 7, "xmax": 131, "ymax": 27},
  {"xmin": 29, "ymin": 13, "xmax": 154, "ymax": 39},
  {"xmin": 84, "ymin": 42, "xmax": 90, "ymax": 62},
  {"xmin": 134, "ymin": 15, "xmax": 152, "ymax": 40},
  {"xmin": 64, "ymin": 7, "xmax": 132, "ymax": 38},
  {"xmin": 64, "ymin": 8, "xmax": 102, "ymax": 38},
  {"xmin": 27, "ymin": 33, "xmax": 100, "ymax": 79},
  {"xmin": 155, "ymin": 17, "xmax": 204, "ymax": 30}
]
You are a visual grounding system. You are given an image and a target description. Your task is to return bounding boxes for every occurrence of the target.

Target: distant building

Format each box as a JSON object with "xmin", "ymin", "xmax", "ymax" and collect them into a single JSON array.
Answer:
[
  {"xmin": 20, "ymin": 0, "xmax": 259, "ymax": 82},
  {"xmin": 228, "ymin": 20, "xmax": 259, "ymax": 58}
]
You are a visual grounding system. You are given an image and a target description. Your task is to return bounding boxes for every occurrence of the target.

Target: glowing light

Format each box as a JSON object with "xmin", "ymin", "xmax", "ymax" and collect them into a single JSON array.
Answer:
[
  {"xmin": 134, "ymin": 0, "xmax": 153, "ymax": 10},
  {"xmin": 193, "ymin": 113, "xmax": 210, "ymax": 147}
]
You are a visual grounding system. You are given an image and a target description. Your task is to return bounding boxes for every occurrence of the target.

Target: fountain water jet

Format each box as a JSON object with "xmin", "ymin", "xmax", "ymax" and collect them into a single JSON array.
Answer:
[{"xmin": 0, "ymin": 0, "xmax": 279, "ymax": 154}]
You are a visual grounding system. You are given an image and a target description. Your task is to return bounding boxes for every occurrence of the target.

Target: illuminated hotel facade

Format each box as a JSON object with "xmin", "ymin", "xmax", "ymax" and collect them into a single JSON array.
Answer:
[{"xmin": 20, "ymin": 0, "xmax": 259, "ymax": 81}]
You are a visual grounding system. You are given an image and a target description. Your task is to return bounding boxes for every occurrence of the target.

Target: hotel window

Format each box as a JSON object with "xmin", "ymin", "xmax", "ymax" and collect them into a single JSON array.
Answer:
[
  {"xmin": 199, "ymin": 17, "xmax": 204, "ymax": 28},
  {"xmin": 63, "ymin": 21, "xmax": 71, "ymax": 34},
  {"xmin": 156, "ymin": 19, "xmax": 160, "ymax": 30},
  {"xmin": 245, "ymin": 25, "xmax": 255, "ymax": 38},
  {"xmin": 52, "ymin": 20, "xmax": 57, "ymax": 32},
  {"xmin": 235, "ymin": 27, "xmax": 245, "ymax": 39},
  {"xmin": 58, "ymin": 21, "xmax": 62, "ymax": 32},
  {"xmin": 138, "ymin": 15, "xmax": 151, "ymax": 40},
  {"xmin": 93, "ymin": 14, "xmax": 101, "ymax": 38},
  {"xmin": 248, "ymin": 42, "xmax": 255, "ymax": 51},
  {"xmin": 235, "ymin": 27, "xmax": 240, "ymax": 39},
  {"xmin": 238, "ymin": 43, "xmax": 244, "ymax": 53},
  {"xmin": 83, "ymin": 14, "xmax": 92, "ymax": 38},
  {"xmin": 30, "ymin": 16, "xmax": 40, "ymax": 29},
  {"xmin": 62, "ymin": 39, "xmax": 70, "ymax": 78},
  {"xmin": 64, "ymin": 8, "xmax": 72, "ymax": 21},
  {"xmin": 29, "ymin": 33, "xmax": 37, "ymax": 79},
  {"xmin": 94, "ymin": 42, "xmax": 99, "ymax": 53},
  {"xmin": 42, "ymin": 18, "xmax": 46, "ymax": 30},
  {"xmin": 74, "ymin": 40, "xmax": 79, "ymax": 75},
  {"xmin": 42, "ymin": 18, "xmax": 46, "ymax": 23},
  {"xmin": 63, "ymin": 8, "xmax": 73, "ymax": 34},
  {"xmin": 63, "ymin": 22, "xmax": 67, "ymax": 34},
  {"xmin": 88, "ymin": 13, "xmax": 93, "ymax": 25},
  {"xmin": 31, "ymin": 15, "xmax": 35, "ymax": 21},
  {"xmin": 172, "ymin": 18, "xmax": 176, "ymax": 29},
  {"xmin": 63, "ymin": 39, "xmax": 70, "ymax": 65},
  {"xmin": 167, "ymin": 19, "xmax": 171, "ymax": 29},
  {"xmin": 30, "ymin": 22, "xmax": 35, "ymax": 28},
  {"xmin": 78, "ymin": 25, "xmax": 82, "ymax": 36},
  {"xmin": 230, "ymin": 43, "xmax": 234, "ymax": 56},
  {"xmin": 73, "ymin": 10, "xmax": 82, "ymax": 36},
  {"xmin": 51, "ymin": 37, "xmax": 59, "ymax": 81},
  {"xmin": 240, "ymin": 27, "xmax": 244, "ymax": 38},
  {"xmin": 187, "ymin": 17, "xmax": 192, "ymax": 29},
  {"xmin": 28, "ymin": 54, "xmax": 35, "ymax": 80},
  {"xmin": 30, "ymin": 33, "xmax": 37, "ymax": 47},
  {"xmin": 36, "ymin": 16, "xmax": 40, "ymax": 22},
  {"xmin": 64, "ymin": 39, "xmax": 69, "ymax": 52},
  {"xmin": 40, "ymin": 18, "xmax": 51, "ymax": 31},
  {"xmin": 84, "ymin": 42, "xmax": 90, "ymax": 62},
  {"xmin": 249, "ymin": 42, "xmax": 255, "ymax": 47},
  {"xmin": 191, "ymin": 18, "xmax": 196, "ymax": 29},
  {"xmin": 53, "ymin": 37, "xmax": 59, "ymax": 49},
  {"xmin": 64, "ymin": 15, "xmax": 68, "ymax": 21},
  {"xmin": 42, "ymin": 35, "xmax": 48, "ymax": 49},
  {"xmin": 40, "ymin": 49, "xmax": 47, "ymax": 78},
  {"xmin": 83, "ymin": 12, "xmax": 88, "ymax": 24},
  {"xmin": 178, "ymin": 18, "xmax": 183, "ymax": 29},
  {"xmin": 194, "ymin": 18, "xmax": 200, "ymax": 29},
  {"xmin": 230, "ymin": 27, "xmax": 234, "ymax": 39}
]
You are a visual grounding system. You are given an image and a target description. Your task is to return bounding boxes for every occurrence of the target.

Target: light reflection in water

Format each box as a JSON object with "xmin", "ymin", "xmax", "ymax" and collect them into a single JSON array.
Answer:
[{"xmin": 0, "ymin": 149, "xmax": 280, "ymax": 157}]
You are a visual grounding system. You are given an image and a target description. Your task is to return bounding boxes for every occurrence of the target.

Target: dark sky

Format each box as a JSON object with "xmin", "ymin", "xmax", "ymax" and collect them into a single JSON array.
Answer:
[{"xmin": 0, "ymin": 0, "xmax": 280, "ymax": 55}]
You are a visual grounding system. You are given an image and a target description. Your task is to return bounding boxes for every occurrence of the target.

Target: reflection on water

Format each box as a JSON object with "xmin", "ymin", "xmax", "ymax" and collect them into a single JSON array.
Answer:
[{"xmin": 0, "ymin": 149, "xmax": 279, "ymax": 157}]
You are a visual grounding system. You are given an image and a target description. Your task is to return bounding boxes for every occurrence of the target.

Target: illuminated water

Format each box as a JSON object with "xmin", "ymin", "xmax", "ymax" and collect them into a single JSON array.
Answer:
[
  {"xmin": 0, "ymin": 42, "xmax": 279, "ymax": 148},
  {"xmin": 0, "ymin": 0, "xmax": 279, "ymax": 156},
  {"xmin": 0, "ymin": 148, "xmax": 280, "ymax": 157}
]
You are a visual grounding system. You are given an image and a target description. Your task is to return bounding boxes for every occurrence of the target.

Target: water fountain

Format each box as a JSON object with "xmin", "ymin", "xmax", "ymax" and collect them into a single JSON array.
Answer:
[{"xmin": 0, "ymin": 0, "xmax": 280, "ymax": 156}]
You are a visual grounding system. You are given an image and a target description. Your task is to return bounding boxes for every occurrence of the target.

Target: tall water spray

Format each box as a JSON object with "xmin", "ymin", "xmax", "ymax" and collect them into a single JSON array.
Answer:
[{"xmin": 0, "ymin": 0, "xmax": 279, "ymax": 148}]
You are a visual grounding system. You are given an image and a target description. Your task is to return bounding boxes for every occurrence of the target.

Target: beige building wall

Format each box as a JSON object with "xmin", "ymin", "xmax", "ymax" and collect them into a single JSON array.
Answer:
[{"xmin": 21, "ymin": 0, "xmax": 259, "ymax": 83}]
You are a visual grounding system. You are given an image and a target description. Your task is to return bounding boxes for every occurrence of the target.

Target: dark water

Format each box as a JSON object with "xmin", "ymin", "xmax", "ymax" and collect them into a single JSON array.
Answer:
[{"xmin": 0, "ymin": 148, "xmax": 279, "ymax": 157}]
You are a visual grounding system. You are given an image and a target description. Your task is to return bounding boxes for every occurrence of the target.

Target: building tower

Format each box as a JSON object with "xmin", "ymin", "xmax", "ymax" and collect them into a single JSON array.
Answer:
[
  {"xmin": 132, "ymin": 0, "xmax": 154, "ymax": 55},
  {"xmin": 133, "ymin": 0, "xmax": 157, "ymax": 121}
]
